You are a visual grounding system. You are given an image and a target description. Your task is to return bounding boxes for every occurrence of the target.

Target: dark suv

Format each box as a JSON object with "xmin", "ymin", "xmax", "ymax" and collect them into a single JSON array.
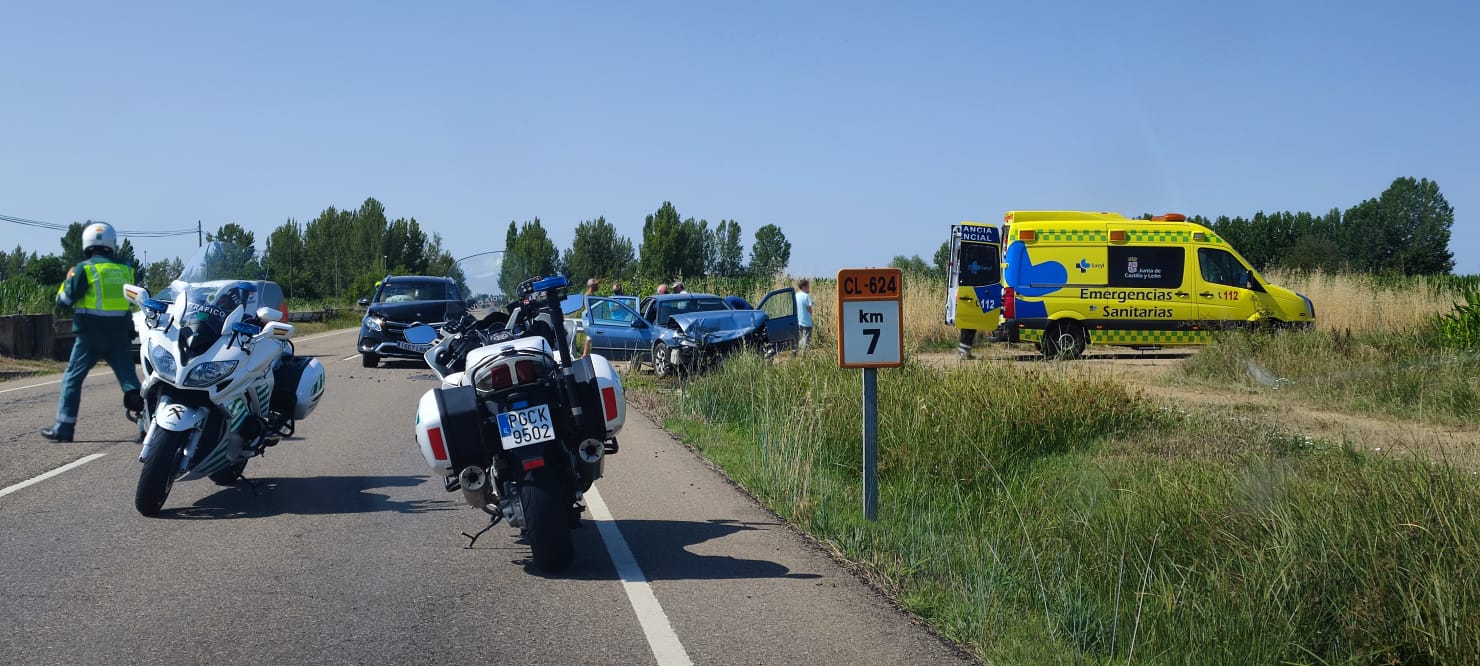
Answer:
[{"xmin": 356, "ymin": 276, "xmax": 466, "ymax": 367}]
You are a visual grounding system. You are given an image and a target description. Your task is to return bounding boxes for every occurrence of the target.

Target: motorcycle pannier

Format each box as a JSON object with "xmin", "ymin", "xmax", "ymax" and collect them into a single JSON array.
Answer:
[
  {"xmin": 415, "ymin": 385, "xmax": 488, "ymax": 475},
  {"xmin": 270, "ymin": 356, "xmax": 326, "ymax": 420}
]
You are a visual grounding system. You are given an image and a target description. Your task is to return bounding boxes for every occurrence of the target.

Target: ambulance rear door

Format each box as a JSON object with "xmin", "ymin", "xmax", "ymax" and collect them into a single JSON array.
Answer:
[{"xmin": 949, "ymin": 223, "xmax": 1003, "ymax": 332}]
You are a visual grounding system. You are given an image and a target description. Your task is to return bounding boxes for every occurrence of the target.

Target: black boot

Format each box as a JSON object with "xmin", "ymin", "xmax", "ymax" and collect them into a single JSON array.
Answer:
[{"xmin": 40, "ymin": 427, "xmax": 74, "ymax": 443}]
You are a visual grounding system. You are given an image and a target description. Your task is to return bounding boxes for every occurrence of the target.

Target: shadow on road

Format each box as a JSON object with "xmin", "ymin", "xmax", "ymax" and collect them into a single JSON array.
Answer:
[
  {"xmin": 159, "ymin": 475, "xmax": 459, "ymax": 520},
  {"xmin": 527, "ymin": 518, "xmax": 823, "ymax": 581}
]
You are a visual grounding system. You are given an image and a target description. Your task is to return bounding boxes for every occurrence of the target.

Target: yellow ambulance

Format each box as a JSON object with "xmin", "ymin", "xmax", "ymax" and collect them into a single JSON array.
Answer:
[
  {"xmin": 944, "ymin": 222, "xmax": 1004, "ymax": 339},
  {"xmin": 999, "ymin": 211, "xmax": 1315, "ymax": 357}
]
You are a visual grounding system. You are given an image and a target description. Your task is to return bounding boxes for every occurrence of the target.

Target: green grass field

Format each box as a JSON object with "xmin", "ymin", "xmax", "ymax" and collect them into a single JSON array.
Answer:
[{"xmin": 636, "ymin": 353, "xmax": 1480, "ymax": 663}]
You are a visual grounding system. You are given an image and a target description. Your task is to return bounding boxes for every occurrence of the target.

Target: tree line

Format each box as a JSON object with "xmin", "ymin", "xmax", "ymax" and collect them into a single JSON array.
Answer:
[
  {"xmin": 891, "ymin": 176, "xmax": 1458, "ymax": 278},
  {"xmin": 497, "ymin": 201, "xmax": 792, "ymax": 297},
  {"xmin": 1, "ymin": 198, "xmax": 794, "ymax": 306}
]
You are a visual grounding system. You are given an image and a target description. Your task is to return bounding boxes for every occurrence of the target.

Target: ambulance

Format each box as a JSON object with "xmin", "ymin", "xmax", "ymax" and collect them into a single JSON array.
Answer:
[
  {"xmin": 943, "ymin": 222, "xmax": 1004, "ymax": 339},
  {"xmin": 995, "ymin": 211, "xmax": 1315, "ymax": 357}
]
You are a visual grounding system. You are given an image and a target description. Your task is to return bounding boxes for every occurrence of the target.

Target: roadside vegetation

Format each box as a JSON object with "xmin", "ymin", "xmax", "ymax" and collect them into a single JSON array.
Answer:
[
  {"xmin": 1179, "ymin": 273, "xmax": 1479, "ymax": 425},
  {"xmin": 637, "ymin": 352, "xmax": 1480, "ymax": 663},
  {"xmin": 624, "ymin": 266, "xmax": 1480, "ymax": 663}
]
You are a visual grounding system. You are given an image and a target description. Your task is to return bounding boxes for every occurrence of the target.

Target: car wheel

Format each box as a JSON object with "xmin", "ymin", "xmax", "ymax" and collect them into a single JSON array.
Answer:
[
  {"xmin": 652, "ymin": 342, "xmax": 673, "ymax": 378},
  {"xmin": 362, "ymin": 353, "xmax": 379, "ymax": 368}
]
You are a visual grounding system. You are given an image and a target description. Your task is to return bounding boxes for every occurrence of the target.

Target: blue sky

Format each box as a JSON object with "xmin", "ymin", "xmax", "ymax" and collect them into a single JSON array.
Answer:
[{"xmin": 3, "ymin": 1, "xmax": 1477, "ymax": 276}]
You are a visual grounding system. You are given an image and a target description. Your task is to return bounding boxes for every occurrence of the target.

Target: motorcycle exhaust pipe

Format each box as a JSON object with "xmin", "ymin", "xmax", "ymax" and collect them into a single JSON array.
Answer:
[
  {"xmin": 459, "ymin": 466, "xmax": 496, "ymax": 512},
  {"xmin": 578, "ymin": 438, "xmax": 605, "ymax": 465}
]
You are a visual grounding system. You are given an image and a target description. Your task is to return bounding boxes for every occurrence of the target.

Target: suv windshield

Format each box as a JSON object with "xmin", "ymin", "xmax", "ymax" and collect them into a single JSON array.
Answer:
[{"xmin": 377, "ymin": 281, "xmax": 451, "ymax": 303}]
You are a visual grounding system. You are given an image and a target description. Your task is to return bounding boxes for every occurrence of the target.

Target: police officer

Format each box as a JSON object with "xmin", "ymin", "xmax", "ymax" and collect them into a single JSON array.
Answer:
[{"xmin": 41, "ymin": 222, "xmax": 144, "ymax": 442}]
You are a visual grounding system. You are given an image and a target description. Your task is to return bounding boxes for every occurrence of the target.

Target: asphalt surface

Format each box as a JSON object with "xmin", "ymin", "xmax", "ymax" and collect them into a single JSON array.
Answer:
[{"xmin": 0, "ymin": 328, "xmax": 970, "ymax": 665}]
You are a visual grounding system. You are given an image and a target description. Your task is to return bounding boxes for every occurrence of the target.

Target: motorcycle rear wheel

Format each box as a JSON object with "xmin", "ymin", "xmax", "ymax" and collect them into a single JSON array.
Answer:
[
  {"xmin": 521, "ymin": 467, "xmax": 574, "ymax": 573},
  {"xmin": 136, "ymin": 429, "xmax": 187, "ymax": 516}
]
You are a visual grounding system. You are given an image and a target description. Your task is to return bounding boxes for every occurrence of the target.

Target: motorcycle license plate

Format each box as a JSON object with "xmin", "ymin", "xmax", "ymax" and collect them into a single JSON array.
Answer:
[
  {"xmin": 399, "ymin": 342, "xmax": 431, "ymax": 352},
  {"xmin": 496, "ymin": 405, "xmax": 556, "ymax": 450}
]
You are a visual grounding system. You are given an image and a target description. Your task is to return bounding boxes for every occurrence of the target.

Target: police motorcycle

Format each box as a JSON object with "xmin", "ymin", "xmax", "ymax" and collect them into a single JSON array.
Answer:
[
  {"xmin": 122, "ymin": 241, "xmax": 326, "ymax": 516},
  {"xmin": 412, "ymin": 252, "xmax": 624, "ymax": 573}
]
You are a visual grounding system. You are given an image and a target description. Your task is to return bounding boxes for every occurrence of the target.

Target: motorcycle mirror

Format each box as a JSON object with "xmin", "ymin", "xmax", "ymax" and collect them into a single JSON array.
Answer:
[
  {"xmin": 123, "ymin": 283, "xmax": 149, "ymax": 307},
  {"xmin": 404, "ymin": 324, "xmax": 438, "ymax": 345},
  {"xmin": 358, "ymin": 297, "xmax": 371, "ymax": 307},
  {"xmin": 256, "ymin": 307, "xmax": 284, "ymax": 323}
]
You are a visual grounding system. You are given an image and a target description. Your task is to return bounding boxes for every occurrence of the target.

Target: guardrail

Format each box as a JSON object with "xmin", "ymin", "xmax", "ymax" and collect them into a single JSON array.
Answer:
[{"xmin": 0, "ymin": 310, "xmax": 348, "ymax": 361}]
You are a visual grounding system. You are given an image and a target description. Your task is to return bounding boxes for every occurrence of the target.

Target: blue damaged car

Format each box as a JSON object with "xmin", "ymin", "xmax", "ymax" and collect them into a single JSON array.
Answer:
[{"xmin": 581, "ymin": 290, "xmax": 798, "ymax": 376}]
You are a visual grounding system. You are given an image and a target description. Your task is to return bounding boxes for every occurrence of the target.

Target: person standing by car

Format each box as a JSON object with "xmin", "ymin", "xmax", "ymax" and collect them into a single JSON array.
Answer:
[
  {"xmin": 579, "ymin": 278, "xmax": 599, "ymax": 358},
  {"xmin": 42, "ymin": 222, "xmax": 143, "ymax": 442},
  {"xmin": 795, "ymin": 278, "xmax": 813, "ymax": 353}
]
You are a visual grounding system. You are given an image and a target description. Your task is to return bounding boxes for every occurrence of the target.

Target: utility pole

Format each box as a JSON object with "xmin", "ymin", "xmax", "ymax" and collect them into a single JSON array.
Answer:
[{"xmin": 197, "ymin": 220, "xmax": 203, "ymax": 247}]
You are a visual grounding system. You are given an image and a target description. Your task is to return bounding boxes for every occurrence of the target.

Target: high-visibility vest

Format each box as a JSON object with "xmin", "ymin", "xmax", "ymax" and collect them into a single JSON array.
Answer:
[{"xmin": 75, "ymin": 261, "xmax": 135, "ymax": 316}]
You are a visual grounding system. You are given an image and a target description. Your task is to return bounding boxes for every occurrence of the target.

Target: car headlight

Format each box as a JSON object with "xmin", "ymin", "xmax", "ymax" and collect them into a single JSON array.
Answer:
[
  {"xmin": 365, "ymin": 315, "xmax": 384, "ymax": 332},
  {"xmin": 184, "ymin": 360, "xmax": 239, "ymax": 387},
  {"xmin": 149, "ymin": 344, "xmax": 177, "ymax": 377}
]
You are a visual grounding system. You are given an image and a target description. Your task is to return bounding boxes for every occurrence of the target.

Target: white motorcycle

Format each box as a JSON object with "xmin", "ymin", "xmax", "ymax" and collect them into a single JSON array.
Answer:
[
  {"xmin": 412, "ymin": 254, "xmax": 625, "ymax": 572},
  {"xmin": 124, "ymin": 242, "xmax": 326, "ymax": 516}
]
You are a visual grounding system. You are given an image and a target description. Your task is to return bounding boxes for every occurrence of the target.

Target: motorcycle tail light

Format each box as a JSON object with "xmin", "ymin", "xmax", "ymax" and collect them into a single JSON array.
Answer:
[
  {"xmin": 515, "ymin": 359, "xmax": 538, "ymax": 384},
  {"xmin": 475, "ymin": 364, "xmax": 513, "ymax": 392}
]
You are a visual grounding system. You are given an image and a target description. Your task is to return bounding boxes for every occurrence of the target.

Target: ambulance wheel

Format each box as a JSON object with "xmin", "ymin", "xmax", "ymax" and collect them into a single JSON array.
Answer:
[
  {"xmin": 1040, "ymin": 321, "xmax": 1086, "ymax": 360},
  {"xmin": 361, "ymin": 353, "xmax": 379, "ymax": 368}
]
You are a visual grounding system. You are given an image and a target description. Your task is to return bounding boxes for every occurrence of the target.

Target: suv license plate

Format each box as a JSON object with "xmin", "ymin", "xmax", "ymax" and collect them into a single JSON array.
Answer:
[
  {"xmin": 400, "ymin": 342, "xmax": 431, "ymax": 352},
  {"xmin": 496, "ymin": 405, "xmax": 556, "ymax": 450}
]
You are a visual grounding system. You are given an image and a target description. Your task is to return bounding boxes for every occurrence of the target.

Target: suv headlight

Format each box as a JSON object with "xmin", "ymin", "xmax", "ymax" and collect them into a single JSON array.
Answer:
[
  {"xmin": 365, "ymin": 315, "xmax": 385, "ymax": 332},
  {"xmin": 184, "ymin": 360, "xmax": 239, "ymax": 387},
  {"xmin": 150, "ymin": 345, "xmax": 177, "ymax": 377}
]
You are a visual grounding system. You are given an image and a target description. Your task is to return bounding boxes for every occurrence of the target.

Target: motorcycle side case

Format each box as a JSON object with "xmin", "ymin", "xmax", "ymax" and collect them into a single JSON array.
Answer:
[
  {"xmin": 584, "ymin": 354, "xmax": 625, "ymax": 438},
  {"xmin": 270, "ymin": 356, "xmax": 326, "ymax": 420},
  {"xmin": 415, "ymin": 385, "xmax": 487, "ymax": 475}
]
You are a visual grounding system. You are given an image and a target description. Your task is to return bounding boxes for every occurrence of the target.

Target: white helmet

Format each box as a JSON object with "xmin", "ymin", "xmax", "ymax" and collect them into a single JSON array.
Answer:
[{"xmin": 82, "ymin": 222, "xmax": 118, "ymax": 254}]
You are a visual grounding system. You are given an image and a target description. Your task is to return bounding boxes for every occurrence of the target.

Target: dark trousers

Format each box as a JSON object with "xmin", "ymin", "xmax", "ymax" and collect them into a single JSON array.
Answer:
[{"xmin": 54, "ymin": 332, "xmax": 141, "ymax": 437}]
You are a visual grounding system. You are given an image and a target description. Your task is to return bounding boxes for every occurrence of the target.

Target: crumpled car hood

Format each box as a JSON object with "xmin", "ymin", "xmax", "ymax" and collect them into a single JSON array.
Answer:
[{"xmin": 668, "ymin": 310, "xmax": 768, "ymax": 344}]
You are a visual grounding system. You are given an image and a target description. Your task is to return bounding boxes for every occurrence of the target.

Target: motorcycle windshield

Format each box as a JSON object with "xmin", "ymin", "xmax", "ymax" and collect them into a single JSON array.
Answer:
[
  {"xmin": 181, "ymin": 282, "xmax": 253, "ymax": 348},
  {"xmin": 178, "ymin": 241, "xmax": 263, "ymax": 284}
]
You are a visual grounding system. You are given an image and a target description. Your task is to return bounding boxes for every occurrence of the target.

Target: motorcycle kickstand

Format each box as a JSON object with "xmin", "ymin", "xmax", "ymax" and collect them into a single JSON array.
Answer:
[{"xmin": 461, "ymin": 513, "xmax": 503, "ymax": 549}]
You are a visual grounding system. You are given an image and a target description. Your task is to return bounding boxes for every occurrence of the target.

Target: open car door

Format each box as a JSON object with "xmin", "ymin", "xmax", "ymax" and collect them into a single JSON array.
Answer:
[
  {"xmin": 582, "ymin": 297, "xmax": 652, "ymax": 361},
  {"xmin": 756, "ymin": 287, "xmax": 798, "ymax": 350}
]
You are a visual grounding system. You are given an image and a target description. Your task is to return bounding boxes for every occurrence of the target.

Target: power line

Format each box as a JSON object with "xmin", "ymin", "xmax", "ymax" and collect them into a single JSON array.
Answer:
[{"xmin": 0, "ymin": 213, "xmax": 199, "ymax": 238}]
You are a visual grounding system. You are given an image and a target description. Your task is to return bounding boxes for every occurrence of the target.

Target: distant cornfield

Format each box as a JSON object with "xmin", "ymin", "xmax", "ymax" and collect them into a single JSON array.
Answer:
[{"xmin": 0, "ymin": 278, "xmax": 56, "ymax": 315}]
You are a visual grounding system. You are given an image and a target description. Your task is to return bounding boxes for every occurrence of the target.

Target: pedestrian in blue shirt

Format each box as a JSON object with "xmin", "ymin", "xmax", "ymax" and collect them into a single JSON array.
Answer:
[{"xmin": 795, "ymin": 279, "xmax": 813, "ymax": 353}]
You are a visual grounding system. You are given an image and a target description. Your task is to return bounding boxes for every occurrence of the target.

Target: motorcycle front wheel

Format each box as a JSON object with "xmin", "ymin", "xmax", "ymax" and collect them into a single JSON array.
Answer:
[
  {"xmin": 521, "ymin": 467, "xmax": 574, "ymax": 573},
  {"xmin": 136, "ymin": 429, "xmax": 188, "ymax": 516}
]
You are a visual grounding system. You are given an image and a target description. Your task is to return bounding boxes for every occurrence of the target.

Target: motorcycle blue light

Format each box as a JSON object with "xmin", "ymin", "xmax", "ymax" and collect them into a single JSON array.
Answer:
[
  {"xmin": 532, "ymin": 276, "xmax": 568, "ymax": 291},
  {"xmin": 232, "ymin": 322, "xmax": 262, "ymax": 336},
  {"xmin": 143, "ymin": 298, "xmax": 168, "ymax": 312}
]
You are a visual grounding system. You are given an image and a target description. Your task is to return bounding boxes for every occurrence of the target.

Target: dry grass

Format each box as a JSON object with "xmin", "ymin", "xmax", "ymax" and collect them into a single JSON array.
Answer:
[
  {"xmin": 789, "ymin": 270, "xmax": 1469, "ymax": 346},
  {"xmin": 1265, "ymin": 270, "xmax": 1466, "ymax": 335},
  {"xmin": 779, "ymin": 272, "xmax": 956, "ymax": 352}
]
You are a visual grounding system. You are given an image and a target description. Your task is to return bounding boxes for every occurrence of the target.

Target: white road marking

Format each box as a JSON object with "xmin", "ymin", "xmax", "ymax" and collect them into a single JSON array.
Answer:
[
  {"xmin": 0, "ymin": 378, "xmax": 66, "ymax": 394},
  {"xmin": 340, "ymin": 354, "xmax": 361, "ymax": 362},
  {"xmin": 0, "ymin": 454, "xmax": 107, "ymax": 498},
  {"xmin": 585, "ymin": 487, "xmax": 692, "ymax": 666}
]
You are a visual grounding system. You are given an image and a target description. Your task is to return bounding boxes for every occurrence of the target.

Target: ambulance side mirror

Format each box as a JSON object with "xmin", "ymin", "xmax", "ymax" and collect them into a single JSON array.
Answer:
[{"xmin": 1243, "ymin": 271, "xmax": 1264, "ymax": 292}]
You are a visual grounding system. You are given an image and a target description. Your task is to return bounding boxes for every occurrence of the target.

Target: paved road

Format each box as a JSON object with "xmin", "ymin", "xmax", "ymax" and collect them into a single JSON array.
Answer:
[{"xmin": 0, "ymin": 329, "xmax": 969, "ymax": 665}]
